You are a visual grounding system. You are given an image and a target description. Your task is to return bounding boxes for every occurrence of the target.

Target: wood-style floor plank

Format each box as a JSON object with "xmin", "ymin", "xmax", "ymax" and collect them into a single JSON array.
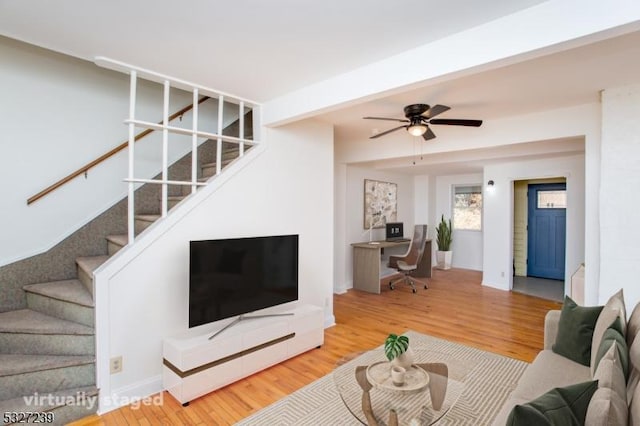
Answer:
[{"xmin": 70, "ymin": 269, "xmax": 560, "ymax": 425}]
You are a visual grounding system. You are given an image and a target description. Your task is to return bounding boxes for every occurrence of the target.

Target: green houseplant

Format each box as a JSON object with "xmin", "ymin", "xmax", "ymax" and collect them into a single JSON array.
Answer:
[
  {"xmin": 384, "ymin": 333, "xmax": 414, "ymax": 369},
  {"xmin": 436, "ymin": 214, "xmax": 453, "ymax": 270}
]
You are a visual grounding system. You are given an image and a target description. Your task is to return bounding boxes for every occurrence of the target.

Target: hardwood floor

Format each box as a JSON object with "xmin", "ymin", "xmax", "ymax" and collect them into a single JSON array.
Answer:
[{"xmin": 71, "ymin": 269, "xmax": 561, "ymax": 426}]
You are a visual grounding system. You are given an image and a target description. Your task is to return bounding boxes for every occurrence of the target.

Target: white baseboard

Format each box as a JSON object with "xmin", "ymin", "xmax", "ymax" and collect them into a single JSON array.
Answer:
[
  {"xmin": 324, "ymin": 313, "xmax": 336, "ymax": 328},
  {"xmin": 334, "ymin": 280, "xmax": 351, "ymax": 294},
  {"xmin": 98, "ymin": 375, "xmax": 163, "ymax": 415}
]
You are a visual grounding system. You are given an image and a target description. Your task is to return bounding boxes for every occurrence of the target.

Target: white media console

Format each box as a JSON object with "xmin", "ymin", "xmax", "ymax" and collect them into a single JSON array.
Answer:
[{"xmin": 162, "ymin": 304, "xmax": 324, "ymax": 405}]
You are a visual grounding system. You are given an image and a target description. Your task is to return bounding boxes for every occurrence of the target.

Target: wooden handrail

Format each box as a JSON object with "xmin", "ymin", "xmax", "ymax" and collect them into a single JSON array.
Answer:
[{"xmin": 27, "ymin": 96, "xmax": 210, "ymax": 205}]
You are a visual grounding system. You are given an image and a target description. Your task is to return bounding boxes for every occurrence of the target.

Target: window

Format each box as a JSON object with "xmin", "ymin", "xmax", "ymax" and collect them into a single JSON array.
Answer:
[
  {"xmin": 537, "ymin": 190, "xmax": 567, "ymax": 209},
  {"xmin": 453, "ymin": 185, "xmax": 482, "ymax": 231}
]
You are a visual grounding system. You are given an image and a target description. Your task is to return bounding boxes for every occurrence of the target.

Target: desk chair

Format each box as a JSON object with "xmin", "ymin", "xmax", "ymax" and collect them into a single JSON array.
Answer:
[{"xmin": 387, "ymin": 224, "xmax": 428, "ymax": 293}]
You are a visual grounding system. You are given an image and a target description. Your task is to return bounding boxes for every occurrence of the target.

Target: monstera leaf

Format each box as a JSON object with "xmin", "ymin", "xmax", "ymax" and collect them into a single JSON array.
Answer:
[{"xmin": 384, "ymin": 334, "xmax": 409, "ymax": 361}]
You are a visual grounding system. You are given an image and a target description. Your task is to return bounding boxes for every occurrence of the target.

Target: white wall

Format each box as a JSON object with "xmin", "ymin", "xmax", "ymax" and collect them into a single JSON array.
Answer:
[
  {"xmin": 482, "ymin": 155, "xmax": 585, "ymax": 294},
  {"xmin": 0, "ymin": 36, "xmax": 236, "ymax": 266},
  {"xmin": 599, "ymin": 84, "xmax": 640, "ymax": 308},
  {"xmin": 334, "ymin": 166, "xmax": 414, "ymax": 291},
  {"xmin": 334, "ymin": 162, "xmax": 348, "ymax": 293},
  {"xmin": 434, "ymin": 173, "xmax": 484, "ymax": 271},
  {"xmin": 95, "ymin": 119, "xmax": 334, "ymax": 412},
  {"xmin": 414, "ymin": 175, "xmax": 429, "ymax": 224}
]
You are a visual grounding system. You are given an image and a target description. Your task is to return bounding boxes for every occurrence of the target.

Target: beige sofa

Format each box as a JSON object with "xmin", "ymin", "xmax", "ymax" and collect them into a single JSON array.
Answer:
[{"xmin": 492, "ymin": 292, "xmax": 640, "ymax": 425}]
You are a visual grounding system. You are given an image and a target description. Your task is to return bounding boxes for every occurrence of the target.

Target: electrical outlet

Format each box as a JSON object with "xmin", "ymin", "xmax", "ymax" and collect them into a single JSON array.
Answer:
[
  {"xmin": 110, "ymin": 356, "xmax": 123, "ymax": 374},
  {"xmin": 501, "ymin": 271, "xmax": 505, "ymax": 277}
]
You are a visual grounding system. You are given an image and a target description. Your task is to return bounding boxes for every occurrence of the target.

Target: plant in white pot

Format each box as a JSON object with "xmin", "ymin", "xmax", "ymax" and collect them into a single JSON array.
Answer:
[
  {"xmin": 384, "ymin": 333, "xmax": 414, "ymax": 369},
  {"xmin": 436, "ymin": 214, "xmax": 453, "ymax": 270}
]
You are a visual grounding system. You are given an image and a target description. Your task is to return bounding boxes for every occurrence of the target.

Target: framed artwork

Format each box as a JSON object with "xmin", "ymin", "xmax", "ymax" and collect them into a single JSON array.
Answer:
[{"xmin": 364, "ymin": 179, "xmax": 397, "ymax": 229}]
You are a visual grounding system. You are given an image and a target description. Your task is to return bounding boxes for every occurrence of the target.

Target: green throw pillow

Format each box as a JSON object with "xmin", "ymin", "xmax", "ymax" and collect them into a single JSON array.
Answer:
[
  {"xmin": 594, "ymin": 317, "xmax": 629, "ymax": 378},
  {"xmin": 507, "ymin": 380, "xmax": 599, "ymax": 426},
  {"xmin": 552, "ymin": 296, "xmax": 603, "ymax": 366}
]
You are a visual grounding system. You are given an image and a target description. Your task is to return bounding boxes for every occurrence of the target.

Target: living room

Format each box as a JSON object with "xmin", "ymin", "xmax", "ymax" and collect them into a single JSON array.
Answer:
[{"xmin": 1, "ymin": 0, "xmax": 640, "ymax": 424}]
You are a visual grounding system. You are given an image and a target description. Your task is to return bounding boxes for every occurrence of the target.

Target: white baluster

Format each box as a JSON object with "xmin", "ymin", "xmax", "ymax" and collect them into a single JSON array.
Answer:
[
  {"xmin": 239, "ymin": 101, "xmax": 245, "ymax": 156},
  {"xmin": 191, "ymin": 89, "xmax": 199, "ymax": 194},
  {"xmin": 161, "ymin": 80, "xmax": 170, "ymax": 217},
  {"xmin": 127, "ymin": 71, "xmax": 137, "ymax": 245},
  {"xmin": 216, "ymin": 96, "xmax": 224, "ymax": 175}
]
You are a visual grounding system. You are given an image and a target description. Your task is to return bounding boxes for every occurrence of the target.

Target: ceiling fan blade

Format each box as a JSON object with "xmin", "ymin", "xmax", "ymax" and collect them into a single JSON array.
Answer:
[
  {"xmin": 363, "ymin": 116, "xmax": 410, "ymax": 123},
  {"xmin": 370, "ymin": 125, "xmax": 407, "ymax": 139},
  {"xmin": 423, "ymin": 104, "xmax": 450, "ymax": 119},
  {"xmin": 429, "ymin": 118, "xmax": 483, "ymax": 127},
  {"xmin": 422, "ymin": 127, "xmax": 436, "ymax": 141}
]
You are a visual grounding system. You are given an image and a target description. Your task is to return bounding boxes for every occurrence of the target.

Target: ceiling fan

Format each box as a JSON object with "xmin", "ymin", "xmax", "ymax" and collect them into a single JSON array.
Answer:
[{"xmin": 364, "ymin": 104, "xmax": 482, "ymax": 140}]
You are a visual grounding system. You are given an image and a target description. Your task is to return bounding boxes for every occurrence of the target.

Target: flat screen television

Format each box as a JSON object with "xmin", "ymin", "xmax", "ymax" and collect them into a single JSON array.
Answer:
[{"xmin": 189, "ymin": 234, "xmax": 299, "ymax": 328}]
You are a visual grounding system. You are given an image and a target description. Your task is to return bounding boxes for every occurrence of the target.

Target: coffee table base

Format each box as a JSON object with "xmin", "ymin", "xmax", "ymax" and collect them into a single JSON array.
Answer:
[{"xmin": 354, "ymin": 363, "xmax": 449, "ymax": 426}]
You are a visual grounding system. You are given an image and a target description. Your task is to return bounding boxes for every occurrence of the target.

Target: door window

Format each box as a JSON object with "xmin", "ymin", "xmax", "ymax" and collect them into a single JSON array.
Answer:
[{"xmin": 536, "ymin": 190, "xmax": 566, "ymax": 209}]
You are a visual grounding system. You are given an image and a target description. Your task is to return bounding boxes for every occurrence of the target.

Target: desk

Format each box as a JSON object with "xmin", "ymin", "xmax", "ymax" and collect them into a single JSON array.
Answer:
[{"xmin": 351, "ymin": 239, "xmax": 432, "ymax": 294}]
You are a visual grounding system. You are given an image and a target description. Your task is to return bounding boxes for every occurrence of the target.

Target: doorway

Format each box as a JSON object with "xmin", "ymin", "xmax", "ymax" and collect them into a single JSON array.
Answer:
[{"xmin": 512, "ymin": 179, "xmax": 566, "ymax": 301}]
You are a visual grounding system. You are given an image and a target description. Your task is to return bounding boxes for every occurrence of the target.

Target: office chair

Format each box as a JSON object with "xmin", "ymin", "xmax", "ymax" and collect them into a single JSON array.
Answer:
[{"xmin": 387, "ymin": 224, "xmax": 428, "ymax": 293}]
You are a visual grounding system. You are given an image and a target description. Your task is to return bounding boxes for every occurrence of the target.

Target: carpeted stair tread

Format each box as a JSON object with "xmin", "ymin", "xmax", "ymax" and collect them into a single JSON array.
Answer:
[
  {"xmin": 23, "ymin": 280, "xmax": 93, "ymax": 308},
  {"xmin": 0, "ymin": 310, "xmax": 94, "ymax": 335},
  {"xmin": 202, "ymin": 158, "xmax": 234, "ymax": 169},
  {"xmin": 106, "ymin": 234, "xmax": 127, "ymax": 247},
  {"xmin": 0, "ymin": 385, "xmax": 98, "ymax": 413},
  {"xmin": 0, "ymin": 354, "xmax": 94, "ymax": 377},
  {"xmin": 76, "ymin": 255, "xmax": 109, "ymax": 274},
  {"xmin": 135, "ymin": 214, "xmax": 161, "ymax": 222}
]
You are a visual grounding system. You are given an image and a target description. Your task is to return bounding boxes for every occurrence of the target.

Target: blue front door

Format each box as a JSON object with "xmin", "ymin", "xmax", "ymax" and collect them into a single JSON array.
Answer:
[{"xmin": 527, "ymin": 183, "xmax": 566, "ymax": 280}]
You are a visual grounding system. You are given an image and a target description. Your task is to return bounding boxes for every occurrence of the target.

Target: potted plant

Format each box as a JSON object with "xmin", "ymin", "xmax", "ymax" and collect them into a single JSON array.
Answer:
[
  {"xmin": 384, "ymin": 333, "xmax": 414, "ymax": 369},
  {"xmin": 436, "ymin": 214, "xmax": 453, "ymax": 270}
]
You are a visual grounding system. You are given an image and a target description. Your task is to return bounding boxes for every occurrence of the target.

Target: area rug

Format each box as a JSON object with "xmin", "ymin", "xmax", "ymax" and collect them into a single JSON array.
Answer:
[{"xmin": 237, "ymin": 330, "xmax": 528, "ymax": 425}]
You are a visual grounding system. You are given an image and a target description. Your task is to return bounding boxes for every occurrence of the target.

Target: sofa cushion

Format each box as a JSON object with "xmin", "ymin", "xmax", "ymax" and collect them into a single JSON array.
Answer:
[
  {"xmin": 585, "ymin": 387, "xmax": 627, "ymax": 426},
  {"xmin": 594, "ymin": 317, "xmax": 629, "ymax": 379},
  {"xmin": 591, "ymin": 290, "xmax": 626, "ymax": 376},
  {"xmin": 627, "ymin": 302, "xmax": 640, "ymax": 347},
  {"xmin": 511, "ymin": 349, "xmax": 591, "ymax": 402},
  {"xmin": 630, "ymin": 378, "xmax": 640, "ymax": 426},
  {"xmin": 553, "ymin": 296, "xmax": 603, "ymax": 367},
  {"xmin": 544, "ymin": 310, "xmax": 561, "ymax": 350},
  {"xmin": 628, "ymin": 335, "xmax": 640, "ymax": 405},
  {"xmin": 506, "ymin": 380, "xmax": 598, "ymax": 426},
  {"xmin": 593, "ymin": 342, "xmax": 626, "ymax": 401}
]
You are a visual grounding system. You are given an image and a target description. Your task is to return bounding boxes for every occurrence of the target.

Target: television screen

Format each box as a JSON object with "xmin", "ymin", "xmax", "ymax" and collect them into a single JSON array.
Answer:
[{"xmin": 189, "ymin": 234, "xmax": 299, "ymax": 328}]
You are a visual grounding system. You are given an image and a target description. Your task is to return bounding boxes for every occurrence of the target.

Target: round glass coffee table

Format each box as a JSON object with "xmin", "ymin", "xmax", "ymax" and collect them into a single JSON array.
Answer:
[{"xmin": 333, "ymin": 349, "xmax": 464, "ymax": 425}]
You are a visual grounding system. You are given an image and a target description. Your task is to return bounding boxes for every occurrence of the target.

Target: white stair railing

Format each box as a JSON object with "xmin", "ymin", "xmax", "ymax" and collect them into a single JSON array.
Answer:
[{"xmin": 95, "ymin": 57, "xmax": 261, "ymax": 245}]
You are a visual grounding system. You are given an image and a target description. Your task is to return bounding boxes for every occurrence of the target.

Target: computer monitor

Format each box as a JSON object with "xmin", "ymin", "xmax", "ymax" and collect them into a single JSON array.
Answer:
[{"xmin": 386, "ymin": 222, "xmax": 403, "ymax": 240}]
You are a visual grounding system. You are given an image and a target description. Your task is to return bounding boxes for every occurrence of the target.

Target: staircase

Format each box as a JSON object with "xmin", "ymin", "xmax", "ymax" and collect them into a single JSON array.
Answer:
[{"xmin": 0, "ymin": 142, "xmax": 248, "ymax": 425}]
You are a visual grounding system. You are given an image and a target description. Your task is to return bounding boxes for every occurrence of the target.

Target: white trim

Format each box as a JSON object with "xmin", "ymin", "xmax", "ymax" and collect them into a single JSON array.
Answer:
[
  {"xmin": 93, "ymin": 56, "xmax": 259, "ymax": 106},
  {"xmin": 98, "ymin": 375, "xmax": 163, "ymax": 414},
  {"xmin": 94, "ymin": 56, "xmax": 259, "ymax": 107},
  {"xmin": 123, "ymin": 119, "xmax": 254, "ymax": 145},
  {"xmin": 123, "ymin": 178, "xmax": 207, "ymax": 187}
]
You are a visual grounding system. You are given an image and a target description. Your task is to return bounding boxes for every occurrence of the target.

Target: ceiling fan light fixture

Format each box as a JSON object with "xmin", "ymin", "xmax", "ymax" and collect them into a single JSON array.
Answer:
[{"xmin": 407, "ymin": 123, "xmax": 427, "ymax": 136}]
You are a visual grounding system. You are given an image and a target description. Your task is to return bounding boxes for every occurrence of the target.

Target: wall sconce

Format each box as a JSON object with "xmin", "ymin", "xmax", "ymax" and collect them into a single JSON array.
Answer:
[{"xmin": 487, "ymin": 180, "xmax": 494, "ymax": 187}]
